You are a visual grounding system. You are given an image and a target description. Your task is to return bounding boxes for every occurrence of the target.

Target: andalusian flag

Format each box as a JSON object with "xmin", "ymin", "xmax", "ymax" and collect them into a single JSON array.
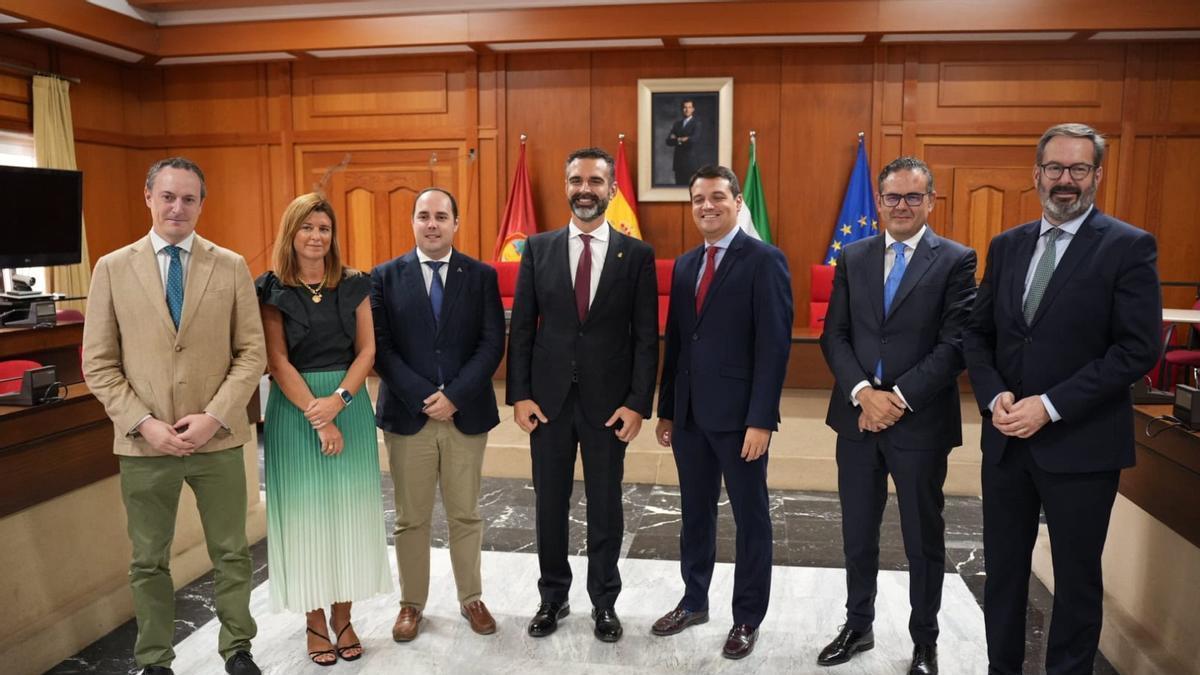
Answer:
[
  {"xmin": 825, "ymin": 135, "xmax": 879, "ymax": 265},
  {"xmin": 494, "ymin": 140, "xmax": 538, "ymax": 261},
  {"xmin": 736, "ymin": 133, "xmax": 771, "ymax": 243},
  {"xmin": 605, "ymin": 137, "xmax": 642, "ymax": 239}
]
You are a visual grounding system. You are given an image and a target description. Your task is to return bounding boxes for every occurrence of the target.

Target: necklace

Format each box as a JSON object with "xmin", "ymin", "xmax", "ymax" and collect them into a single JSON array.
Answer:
[{"xmin": 300, "ymin": 279, "xmax": 323, "ymax": 303}]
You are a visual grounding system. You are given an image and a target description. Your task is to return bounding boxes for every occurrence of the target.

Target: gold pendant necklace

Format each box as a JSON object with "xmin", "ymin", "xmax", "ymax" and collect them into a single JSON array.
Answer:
[{"xmin": 301, "ymin": 279, "xmax": 323, "ymax": 303}]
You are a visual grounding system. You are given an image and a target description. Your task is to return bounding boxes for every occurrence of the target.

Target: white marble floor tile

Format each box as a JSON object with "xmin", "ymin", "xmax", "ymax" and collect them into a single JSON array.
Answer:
[{"xmin": 171, "ymin": 548, "xmax": 987, "ymax": 674}]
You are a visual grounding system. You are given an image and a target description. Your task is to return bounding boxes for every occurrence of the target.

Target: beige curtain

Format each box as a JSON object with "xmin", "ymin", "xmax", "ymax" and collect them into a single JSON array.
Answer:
[{"xmin": 33, "ymin": 75, "xmax": 90, "ymax": 314}]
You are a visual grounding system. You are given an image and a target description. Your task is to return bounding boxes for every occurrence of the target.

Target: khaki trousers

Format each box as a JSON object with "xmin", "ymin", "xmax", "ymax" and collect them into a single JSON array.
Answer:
[
  {"xmin": 119, "ymin": 447, "xmax": 256, "ymax": 669},
  {"xmin": 385, "ymin": 421, "xmax": 487, "ymax": 610}
]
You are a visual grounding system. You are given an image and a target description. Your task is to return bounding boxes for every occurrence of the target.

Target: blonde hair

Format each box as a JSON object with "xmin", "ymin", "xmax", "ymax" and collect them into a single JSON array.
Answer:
[{"xmin": 271, "ymin": 193, "xmax": 348, "ymax": 287}]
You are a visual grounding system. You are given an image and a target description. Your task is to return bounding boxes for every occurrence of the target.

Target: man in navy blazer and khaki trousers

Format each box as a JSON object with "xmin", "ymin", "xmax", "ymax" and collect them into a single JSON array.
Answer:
[
  {"xmin": 371, "ymin": 188, "xmax": 506, "ymax": 641},
  {"xmin": 964, "ymin": 124, "xmax": 1161, "ymax": 674},
  {"xmin": 819, "ymin": 156, "xmax": 977, "ymax": 675},
  {"xmin": 652, "ymin": 165, "xmax": 793, "ymax": 660}
]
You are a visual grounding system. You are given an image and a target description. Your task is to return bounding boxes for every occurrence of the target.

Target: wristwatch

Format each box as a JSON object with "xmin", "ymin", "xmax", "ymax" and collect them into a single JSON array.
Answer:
[{"xmin": 334, "ymin": 387, "xmax": 353, "ymax": 406}]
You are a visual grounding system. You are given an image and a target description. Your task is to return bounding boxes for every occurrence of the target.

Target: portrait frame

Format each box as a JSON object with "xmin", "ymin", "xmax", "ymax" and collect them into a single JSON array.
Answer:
[{"xmin": 637, "ymin": 77, "xmax": 733, "ymax": 202}]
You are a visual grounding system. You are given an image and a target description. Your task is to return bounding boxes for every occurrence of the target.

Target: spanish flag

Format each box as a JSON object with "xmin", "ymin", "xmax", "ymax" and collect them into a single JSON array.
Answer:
[
  {"xmin": 494, "ymin": 140, "xmax": 539, "ymax": 261},
  {"xmin": 605, "ymin": 137, "xmax": 643, "ymax": 239}
]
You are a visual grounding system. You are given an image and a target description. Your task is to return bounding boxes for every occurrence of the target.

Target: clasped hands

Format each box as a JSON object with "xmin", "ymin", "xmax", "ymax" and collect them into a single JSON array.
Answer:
[
  {"xmin": 305, "ymin": 395, "xmax": 347, "ymax": 456},
  {"xmin": 990, "ymin": 391, "xmax": 1050, "ymax": 438},
  {"xmin": 136, "ymin": 413, "xmax": 222, "ymax": 457},
  {"xmin": 513, "ymin": 399, "xmax": 643, "ymax": 443},
  {"xmin": 857, "ymin": 387, "xmax": 906, "ymax": 433}
]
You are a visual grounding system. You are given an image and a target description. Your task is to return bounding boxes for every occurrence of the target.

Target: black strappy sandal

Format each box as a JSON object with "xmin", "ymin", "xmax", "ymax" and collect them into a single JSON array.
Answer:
[
  {"xmin": 306, "ymin": 626, "xmax": 337, "ymax": 666},
  {"xmin": 334, "ymin": 622, "xmax": 363, "ymax": 662}
]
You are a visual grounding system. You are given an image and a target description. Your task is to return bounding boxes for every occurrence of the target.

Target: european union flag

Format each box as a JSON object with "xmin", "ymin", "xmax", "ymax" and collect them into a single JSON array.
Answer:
[{"xmin": 825, "ymin": 136, "xmax": 879, "ymax": 266}]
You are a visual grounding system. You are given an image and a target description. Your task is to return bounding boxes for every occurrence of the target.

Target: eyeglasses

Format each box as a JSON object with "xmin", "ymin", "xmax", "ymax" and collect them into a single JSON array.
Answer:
[
  {"xmin": 880, "ymin": 192, "xmax": 930, "ymax": 207},
  {"xmin": 1038, "ymin": 163, "xmax": 1095, "ymax": 180}
]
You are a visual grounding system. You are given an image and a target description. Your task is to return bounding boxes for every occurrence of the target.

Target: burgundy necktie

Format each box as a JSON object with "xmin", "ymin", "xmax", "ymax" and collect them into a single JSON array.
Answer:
[
  {"xmin": 695, "ymin": 245, "xmax": 719, "ymax": 313},
  {"xmin": 575, "ymin": 233, "xmax": 593, "ymax": 322}
]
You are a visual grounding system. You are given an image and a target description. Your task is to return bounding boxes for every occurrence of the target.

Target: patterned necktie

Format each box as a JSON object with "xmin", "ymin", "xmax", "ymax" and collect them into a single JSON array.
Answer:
[
  {"xmin": 875, "ymin": 242, "xmax": 908, "ymax": 381},
  {"xmin": 575, "ymin": 234, "xmax": 593, "ymax": 323},
  {"xmin": 425, "ymin": 261, "xmax": 445, "ymax": 324},
  {"xmin": 695, "ymin": 245, "xmax": 719, "ymax": 313},
  {"xmin": 164, "ymin": 245, "xmax": 184, "ymax": 329},
  {"xmin": 1024, "ymin": 227, "xmax": 1063, "ymax": 324}
]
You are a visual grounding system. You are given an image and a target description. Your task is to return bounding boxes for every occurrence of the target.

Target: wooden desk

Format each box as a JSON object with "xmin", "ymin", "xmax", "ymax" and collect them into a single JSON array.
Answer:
[
  {"xmin": 1126, "ymin": 405, "xmax": 1200, "ymax": 547},
  {"xmin": 1163, "ymin": 308, "xmax": 1200, "ymax": 324}
]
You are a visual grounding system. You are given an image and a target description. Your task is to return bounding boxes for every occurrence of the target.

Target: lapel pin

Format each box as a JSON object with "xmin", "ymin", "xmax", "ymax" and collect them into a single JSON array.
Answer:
[{"xmin": 617, "ymin": 251, "xmax": 624, "ymax": 258}]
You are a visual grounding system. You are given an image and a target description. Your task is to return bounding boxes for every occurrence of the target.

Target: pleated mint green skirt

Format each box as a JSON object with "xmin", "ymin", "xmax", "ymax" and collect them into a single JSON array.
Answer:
[{"xmin": 264, "ymin": 370, "xmax": 393, "ymax": 612}]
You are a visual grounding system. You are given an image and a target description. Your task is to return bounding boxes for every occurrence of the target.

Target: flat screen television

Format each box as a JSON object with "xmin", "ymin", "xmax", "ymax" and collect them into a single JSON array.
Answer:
[{"xmin": 0, "ymin": 165, "xmax": 84, "ymax": 267}]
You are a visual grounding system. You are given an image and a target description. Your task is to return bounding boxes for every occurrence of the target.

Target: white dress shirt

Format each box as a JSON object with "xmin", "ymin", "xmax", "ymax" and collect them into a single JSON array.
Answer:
[
  {"xmin": 850, "ymin": 225, "xmax": 927, "ymax": 411},
  {"xmin": 149, "ymin": 229, "xmax": 194, "ymax": 290},
  {"xmin": 415, "ymin": 247, "xmax": 452, "ymax": 294},
  {"xmin": 568, "ymin": 221, "xmax": 610, "ymax": 309}
]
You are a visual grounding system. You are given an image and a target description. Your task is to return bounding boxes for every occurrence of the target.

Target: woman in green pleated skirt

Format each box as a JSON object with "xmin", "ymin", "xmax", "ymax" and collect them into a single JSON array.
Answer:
[{"xmin": 257, "ymin": 193, "xmax": 392, "ymax": 666}]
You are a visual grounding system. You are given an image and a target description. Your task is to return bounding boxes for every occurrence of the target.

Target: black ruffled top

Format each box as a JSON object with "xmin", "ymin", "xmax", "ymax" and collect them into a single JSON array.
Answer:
[{"xmin": 255, "ymin": 270, "xmax": 371, "ymax": 372}]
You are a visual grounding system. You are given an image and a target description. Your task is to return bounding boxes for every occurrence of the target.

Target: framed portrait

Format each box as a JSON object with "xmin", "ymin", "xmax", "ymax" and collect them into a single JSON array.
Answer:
[{"xmin": 637, "ymin": 77, "xmax": 733, "ymax": 202}]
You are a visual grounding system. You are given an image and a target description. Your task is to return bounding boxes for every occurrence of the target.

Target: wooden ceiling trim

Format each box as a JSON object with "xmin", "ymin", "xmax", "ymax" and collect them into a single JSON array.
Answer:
[{"xmin": 0, "ymin": 0, "xmax": 156, "ymax": 55}]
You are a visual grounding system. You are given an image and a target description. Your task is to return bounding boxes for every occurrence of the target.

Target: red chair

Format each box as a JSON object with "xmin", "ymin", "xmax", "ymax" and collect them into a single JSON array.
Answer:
[
  {"xmin": 0, "ymin": 359, "xmax": 42, "ymax": 395},
  {"xmin": 656, "ymin": 259, "xmax": 674, "ymax": 334},
  {"xmin": 490, "ymin": 261, "xmax": 520, "ymax": 310},
  {"xmin": 810, "ymin": 264, "xmax": 835, "ymax": 331},
  {"xmin": 1162, "ymin": 298, "xmax": 1200, "ymax": 389},
  {"xmin": 56, "ymin": 308, "xmax": 84, "ymax": 323}
]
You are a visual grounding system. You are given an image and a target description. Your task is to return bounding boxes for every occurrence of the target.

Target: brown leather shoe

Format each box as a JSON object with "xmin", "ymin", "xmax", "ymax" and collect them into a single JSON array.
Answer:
[
  {"xmin": 461, "ymin": 600, "xmax": 497, "ymax": 635},
  {"xmin": 391, "ymin": 606, "xmax": 422, "ymax": 642},
  {"xmin": 722, "ymin": 624, "xmax": 758, "ymax": 660},
  {"xmin": 651, "ymin": 605, "xmax": 709, "ymax": 636}
]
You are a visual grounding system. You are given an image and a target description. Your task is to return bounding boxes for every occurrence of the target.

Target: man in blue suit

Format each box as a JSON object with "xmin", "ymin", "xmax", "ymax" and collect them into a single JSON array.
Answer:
[
  {"xmin": 964, "ymin": 124, "xmax": 1161, "ymax": 675},
  {"xmin": 818, "ymin": 156, "xmax": 977, "ymax": 675},
  {"xmin": 652, "ymin": 165, "xmax": 793, "ymax": 660},
  {"xmin": 370, "ymin": 188, "xmax": 506, "ymax": 643}
]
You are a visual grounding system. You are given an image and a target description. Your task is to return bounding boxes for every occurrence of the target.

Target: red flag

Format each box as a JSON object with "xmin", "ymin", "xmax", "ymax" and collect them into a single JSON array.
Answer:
[
  {"xmin": 606, "ymin": 137, "xmax": 642, "ymax": 239},
  {"xmin": 494, "ymin": 141, "xmax": 539, "ymax": 261}
]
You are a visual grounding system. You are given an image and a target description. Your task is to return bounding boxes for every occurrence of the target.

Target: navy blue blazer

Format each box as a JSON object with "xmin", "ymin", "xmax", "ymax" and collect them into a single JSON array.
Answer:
[
  {"xmin": 370, "ymin": 249, "xmax": 505, "ymax": 436},
  {"xmin": 505, "ymin": 225, "xmax": 659, "ymax": 428},
  {"xmin": 820, "ymin": 229, "xmax": 977, "ymax": 449},
  {"xmin": 963, "ymin": 210, "xmax": 1161, "ymax": 473},
  {"xmin": 658, "ymin": 229, "xmax": 794, "ymax": 432}
]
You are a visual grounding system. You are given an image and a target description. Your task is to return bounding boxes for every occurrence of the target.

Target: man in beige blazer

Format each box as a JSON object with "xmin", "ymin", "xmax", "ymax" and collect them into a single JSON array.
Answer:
[{"xmin": 83, "ymin": 157, "xmax": 266, "ymax": 675}]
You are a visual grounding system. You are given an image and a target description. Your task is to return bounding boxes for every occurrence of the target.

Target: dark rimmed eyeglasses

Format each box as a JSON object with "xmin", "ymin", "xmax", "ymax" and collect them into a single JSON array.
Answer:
[
  {"xmin": 1038, "ymin": 163, "xmax": 1095, "ymax": 181},
  {"xmin": 880, "ymin": 192, "xmax": 931, "ymax": 207}
]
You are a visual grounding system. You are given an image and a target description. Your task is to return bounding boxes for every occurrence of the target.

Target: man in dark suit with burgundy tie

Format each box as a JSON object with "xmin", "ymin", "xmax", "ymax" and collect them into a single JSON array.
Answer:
[
  {"xmin": 964, "ymin": 124, "xmax": 1161, "ymax": 674},
  {"xmin": 651, "ymin": 165, "xmax": 793, "ymax": 660},
  {"xmin": 506, "ymin": 147, "xmax": 658, "ymax": 643},
  {"xmin": 818, "ymin": 156, "xmax": 977, "ymax": 675},
  {"xmin": 371, "ymin": 188, "xmax": 506, "ymax": 642}
]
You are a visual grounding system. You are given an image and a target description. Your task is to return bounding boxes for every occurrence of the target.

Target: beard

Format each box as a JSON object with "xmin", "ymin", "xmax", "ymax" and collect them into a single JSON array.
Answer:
[
  {"xmin": 1038, "ymin": 182, "xmax": 1096, "ymax": 223},
  {"xmin": 570, "ymin": 191, "xmax": 610, "ymax": 222}
]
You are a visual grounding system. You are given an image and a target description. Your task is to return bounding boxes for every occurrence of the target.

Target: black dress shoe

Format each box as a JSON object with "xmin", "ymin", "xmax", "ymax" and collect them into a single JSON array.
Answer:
[
  {"xmin": 527, "ymin": 601, "xmax": 570, "ymax": 637},
  {"xmin": 651, "ymin": 605, "xmax": 710, "ymax": 636},
  {"xmin": 591, "ymin": 607, "xmax": 623, "ymax": 642},
  {"xmin": 141, "ymin": 667, "xmax": 174, "ymax": 675},
  {"xmin": 817, "ymin": 625, "xmax": 874, "ymax": 666},
  {"xmin": 910, "ymin": 643, "xmax": 938, "ymax": 674},
  {"xmin": 722, "ymin": 624, "xmax": 758, "ymax": 659},
  {"xmin": 224, "ymin": 650, "xmax": 261, "ymax": 675}
]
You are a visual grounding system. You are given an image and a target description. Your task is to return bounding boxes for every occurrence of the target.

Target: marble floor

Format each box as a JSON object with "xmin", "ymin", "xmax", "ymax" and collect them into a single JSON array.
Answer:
[{"xmin": 49, "ymin": 474, "xmax": 1118, "ymax": 674}]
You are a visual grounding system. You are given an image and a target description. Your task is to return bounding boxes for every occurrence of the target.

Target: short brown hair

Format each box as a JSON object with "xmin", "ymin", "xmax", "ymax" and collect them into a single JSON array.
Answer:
[{"xmin": 271, "ymin": 193, "xmax": 349, "ymax": 287}]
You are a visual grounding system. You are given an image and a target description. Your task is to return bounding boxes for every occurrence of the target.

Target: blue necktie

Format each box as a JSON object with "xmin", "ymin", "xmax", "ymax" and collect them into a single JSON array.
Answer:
[
  {"xmin": 165, "ymin": 245, "xmax": 184, "ymax": 329},
  {"xmin": 426, "ymin": 260, "xmax": 445, "ymax": 386},
  {"xmin": 875, "ymin": 242, "xmax": 908, "ymax": 381}
]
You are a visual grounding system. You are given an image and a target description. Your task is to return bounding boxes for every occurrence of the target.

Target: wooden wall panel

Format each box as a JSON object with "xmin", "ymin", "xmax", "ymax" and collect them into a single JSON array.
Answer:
[
  {"xmin": 0, "ymin": 33, "xmax": 48, "ymax": 132},
  {"xmin": 779, "ymin": 46, "xmax": 874, "ymax": 327},
  {"xmin": 161, "ymin": 64, "xmax": 269, "ymax": 136},
  {"xmin": 1163, "ymin": 45, "xmax": 1200, "ymax": 124},
  {"xmin": 61, "ymin": 52, "xmax": 128, "ymax": 136},
  {"xmin": 1153, "ymin": 136, "xmax": 1200, "ymax": 308},
  {"xmin": 167, "ymin": 145, "xmax": 273, "ymax": 264},
  {"xmin": 75, "ymin": 142, "xmax": 137, "ymax": 261}
]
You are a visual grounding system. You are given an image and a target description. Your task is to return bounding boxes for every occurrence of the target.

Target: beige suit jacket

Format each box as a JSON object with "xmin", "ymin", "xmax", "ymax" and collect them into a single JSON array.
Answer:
[{"xmin": 82, "ymin": 233, "xmax": 266, "ymax": 457}]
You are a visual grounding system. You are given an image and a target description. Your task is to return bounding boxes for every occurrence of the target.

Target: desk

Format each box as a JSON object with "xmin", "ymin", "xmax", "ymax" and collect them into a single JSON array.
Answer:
[{"xmin": 1163, "ymin": 308, "xmax": 1200, "ymax": 324}]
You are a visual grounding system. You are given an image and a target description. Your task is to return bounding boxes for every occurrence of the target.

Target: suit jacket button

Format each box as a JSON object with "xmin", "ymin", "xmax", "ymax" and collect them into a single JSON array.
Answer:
[
  {"xmin": 1025, "ymin": 337, "xmax": 1032, "ymax": 344},
  {"xmin": 578, "ymin": 331, "xmax": 584, "ymax": 337},
  {"xmin": 881, "ymin": 337, "xmax": 888, "ymax": 344},
  {"xmin": 691, "ymin": 334, "xmax": 698, "ymax": 341},
  {"xmin": 174, "ymin": 345, "xmax": 182, "ymax": 352},
  {"xmin": 435, "ymin": 349, "xmax": 441, "ymax": 354}
]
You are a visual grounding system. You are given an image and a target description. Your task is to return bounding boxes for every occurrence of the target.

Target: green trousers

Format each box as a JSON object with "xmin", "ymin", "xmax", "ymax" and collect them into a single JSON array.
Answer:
[{"xmin": 119, "ymin": 447, "xmax": 257, "ymax": 668}]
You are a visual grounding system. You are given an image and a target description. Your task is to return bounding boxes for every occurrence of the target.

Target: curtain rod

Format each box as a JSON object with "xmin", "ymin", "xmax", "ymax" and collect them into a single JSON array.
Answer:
[{"xmin": 0, "ymin": 60, "xmax": 81, "ymax": 85}]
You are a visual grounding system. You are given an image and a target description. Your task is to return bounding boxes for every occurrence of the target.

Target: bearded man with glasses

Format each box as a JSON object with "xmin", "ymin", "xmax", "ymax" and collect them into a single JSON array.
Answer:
[{"xmin": 964, "ymin": 123, "xmax": 1161, "ymax": 674}]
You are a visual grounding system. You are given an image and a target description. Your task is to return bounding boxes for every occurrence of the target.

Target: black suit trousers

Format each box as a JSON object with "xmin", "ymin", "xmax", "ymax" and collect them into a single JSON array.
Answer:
[
  {"xmin": 982, "ymin": 440, "xmax": 1119, "ymax": 675},
  {"xmin": 672, "ymin": 424, "xmax": 772, "ymax": 627},
  {"xmin": 837, "ymin": 434, "xmax": 948, "ymax": 645},
  {"xmin": 530, "ymin": 385, "xmax": 626, "ymax": 609}
]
